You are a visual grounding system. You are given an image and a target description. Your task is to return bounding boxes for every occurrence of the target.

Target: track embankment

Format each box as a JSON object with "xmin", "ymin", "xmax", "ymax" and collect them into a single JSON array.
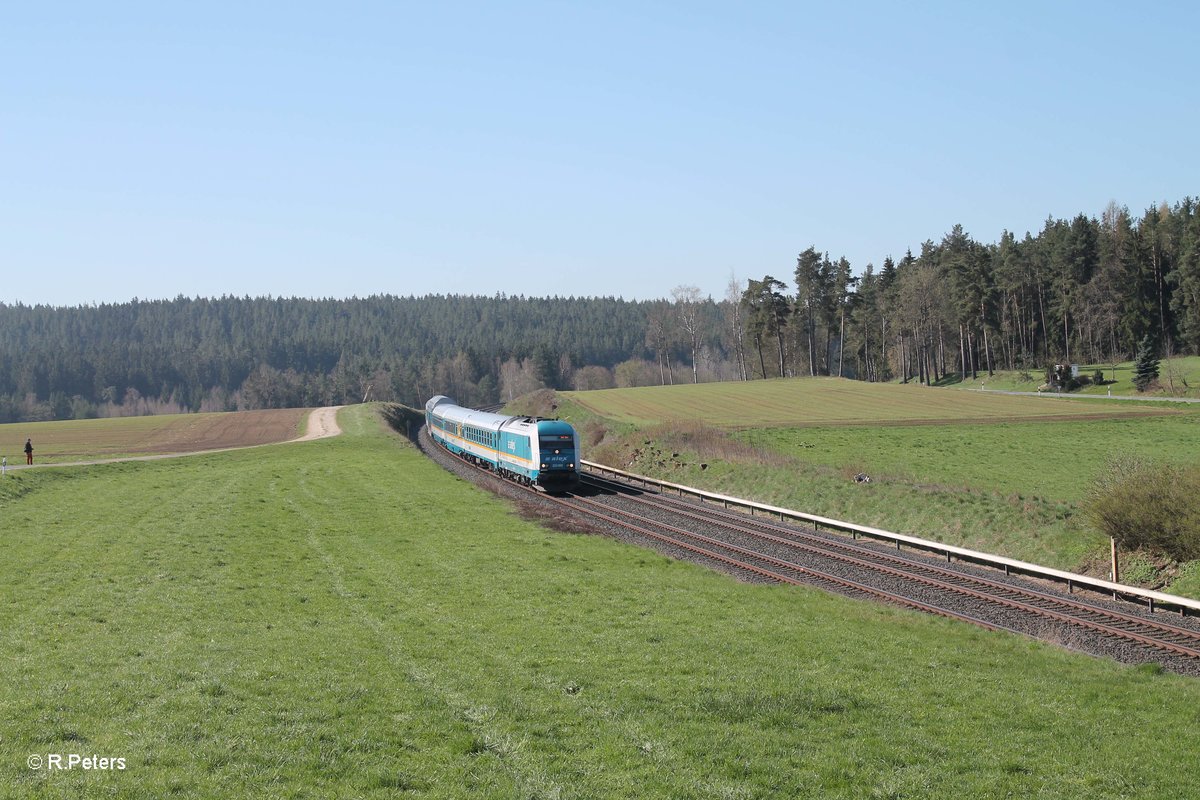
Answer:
[{"xmin": 419, "ymin": 422, "xmax": 1200, "ymax": 676}]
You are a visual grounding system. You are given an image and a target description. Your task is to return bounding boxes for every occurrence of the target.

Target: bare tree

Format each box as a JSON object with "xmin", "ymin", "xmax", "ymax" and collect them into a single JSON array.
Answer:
[
  {"xmin": 672, "ymin": 284, "xmax": 705, "ymax": 384},
  {"xmin": 725, "ymin": 273, "xmax": 749, "ymax": 380},
  {"xmin": 499, "ymin": 358, "xmax": 542, "ymax": 402},
  {"xmin": 645, "ymin": 305, "xmax": 674, "ymax": 385}
]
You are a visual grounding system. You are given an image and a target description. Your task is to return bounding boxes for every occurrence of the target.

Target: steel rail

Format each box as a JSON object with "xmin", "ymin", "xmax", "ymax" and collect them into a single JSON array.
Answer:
[
  {"xmin": 426, "ymin": 431, "xmax": 1200, "ymax": 661},
  {"xmin": 540, "ymin": 491, "xmax": 1022, "ymax": 636},
  {"xmin": 577, "ymin": 476, "xmax": 1200, "ymax": 660},
  {"xmin": 583, "ymin": 473, "xmax": 1200, "ymax": 652},
  {"xmin": 429, "ymin": 435, "xmax": 1019, "ymax": 633},
  {"xmin": 582, "ymin": 461, "xmax": 1200, "ymax": 617}
]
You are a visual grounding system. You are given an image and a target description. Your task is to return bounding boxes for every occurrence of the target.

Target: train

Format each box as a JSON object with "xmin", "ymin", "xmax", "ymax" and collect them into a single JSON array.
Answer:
[{"xmin": 424, "ymin": 395, "xmax": 581, "ymax": 491}]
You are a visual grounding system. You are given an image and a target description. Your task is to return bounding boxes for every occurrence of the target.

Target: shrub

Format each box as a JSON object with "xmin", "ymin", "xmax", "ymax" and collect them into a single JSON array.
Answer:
[{"xmin": 1084, "ymin": 457, "xmax": 1200, "ymax": 560}]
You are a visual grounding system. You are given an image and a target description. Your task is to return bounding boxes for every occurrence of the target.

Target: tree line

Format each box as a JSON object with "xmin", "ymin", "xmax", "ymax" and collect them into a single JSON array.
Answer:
[
  {"xmin": 735, "ymin": 198, "xmax": 1200, "ymax": 384},
  {"xmin": 0, "ymin": 295, "xmax": 659, "ymax": 421},
  {"xmin": 1, "ymin": 197, "xmax": 1196, "ymax": 421}
]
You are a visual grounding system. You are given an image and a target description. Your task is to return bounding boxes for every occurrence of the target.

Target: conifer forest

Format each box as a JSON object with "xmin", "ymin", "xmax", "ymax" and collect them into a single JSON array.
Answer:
[{"xmin": 2, "ymin": 198, "xmax": 1198, "ymax": 422}]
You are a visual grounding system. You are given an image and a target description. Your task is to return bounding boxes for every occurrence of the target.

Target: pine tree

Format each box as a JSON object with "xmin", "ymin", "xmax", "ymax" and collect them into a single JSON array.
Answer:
[{"xmin": 1132, "ymin": 335, "xmax": 1160, "ymax": 392}]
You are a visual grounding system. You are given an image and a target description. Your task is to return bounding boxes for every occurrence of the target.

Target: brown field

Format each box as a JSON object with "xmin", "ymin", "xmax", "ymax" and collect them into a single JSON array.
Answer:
[{"xmin": 1, "ymin": 408, "xmax": 310, "ymax": 465}]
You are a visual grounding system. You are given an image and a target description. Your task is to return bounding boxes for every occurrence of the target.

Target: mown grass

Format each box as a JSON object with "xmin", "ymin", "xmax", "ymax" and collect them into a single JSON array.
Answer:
[
  {"xmin": 568, "ymin": 377, "xmax": 1173, "ymax": 427},
  {"xmin": 4, "ymin": 404, "xmax": 1200, "ymax": 797}
]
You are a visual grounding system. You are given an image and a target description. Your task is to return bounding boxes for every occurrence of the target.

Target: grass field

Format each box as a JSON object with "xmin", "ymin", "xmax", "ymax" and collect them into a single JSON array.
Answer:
[
  {"xmin": 4, "ymin": 404, "xmax": 1200, "ymax": 797},
  {"xmin": 738, "ymin": 414, "xmax": 1200, "ymax": 503},
  {"xmin": 952, "ymin": 355, "xmax": 1200, "ymax": 397},
  {"xmin": 569, "ymin": 377, "xmax": 1178, "ymax": 427},
  {"xmin": 560, "ymin": 379, "xmax": 1200, "ymax": 593},
  {"xmin": 0, "ymin": 409, "xmax": 308, "ymax": 465}
]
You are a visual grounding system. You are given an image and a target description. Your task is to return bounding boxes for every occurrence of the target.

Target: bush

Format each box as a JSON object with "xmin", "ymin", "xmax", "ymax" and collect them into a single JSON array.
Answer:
[
  {"xmin": 1084, "ymin": 457, "xmax": 1200, "ymax": 560},
  {"xmin": 1093, "ymin": 369, "xmax": 1105, "ymax": 385}
]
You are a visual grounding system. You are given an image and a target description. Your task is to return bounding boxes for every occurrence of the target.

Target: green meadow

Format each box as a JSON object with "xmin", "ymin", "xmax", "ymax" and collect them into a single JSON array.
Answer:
[
  {"xmin": 569, "ymin": 376, "xmax": 1171, "ymax": 428},
  {"xmin": 971, "ymin": 355, "xmax": 1200, "ymax": 397},
  {"xmin": 737, "ymin": 415, "xmax": 1200, "ymax": 502},
  {"xmin": 5, "ymin": 404, "xmax": 1200, "ymax": 797},
  {"xmin": 560, "ymin": 379, "xmax": 1200, "ymax": 594}
]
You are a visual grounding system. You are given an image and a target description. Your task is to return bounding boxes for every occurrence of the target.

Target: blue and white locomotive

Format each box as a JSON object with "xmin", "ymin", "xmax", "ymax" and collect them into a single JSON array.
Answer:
[{"xmin": 424, "ymin": 395, "xmax": 581, "ymax": 491}]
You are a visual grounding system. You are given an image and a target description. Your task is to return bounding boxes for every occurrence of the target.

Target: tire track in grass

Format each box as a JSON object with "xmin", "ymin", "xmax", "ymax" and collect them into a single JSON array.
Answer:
[
  {"xmin": 414, "ymin": 427, "xmax": 736, "ymax": 795},
  {"xmin": 280, "ymin": 464, "xmax": 564, "ymax": 799},
  {"xmin": 282, "ymin": 443, "xmax": 719, "ymax": 798}
]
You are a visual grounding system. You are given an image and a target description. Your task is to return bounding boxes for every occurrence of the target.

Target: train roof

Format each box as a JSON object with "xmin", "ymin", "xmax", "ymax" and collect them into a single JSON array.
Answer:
[
  {"xmin": 535, "ymin": 419, "xmax": 576, "ymax": 435},
  {"xmin": 426, "ymin": 396, "xmax": 565, "ymax": 433}
]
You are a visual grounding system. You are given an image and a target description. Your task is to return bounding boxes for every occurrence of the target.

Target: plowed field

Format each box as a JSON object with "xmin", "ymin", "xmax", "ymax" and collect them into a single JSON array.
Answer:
[{"xmin": 1, "ymin": 408, "xmax": 309, "ymax": 465}]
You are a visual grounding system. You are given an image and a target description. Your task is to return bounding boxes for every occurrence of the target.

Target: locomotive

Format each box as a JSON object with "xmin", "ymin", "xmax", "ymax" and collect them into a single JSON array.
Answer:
[{"xmin": 424, "ymin": 395, "xmax": 581, "ymax": 491}]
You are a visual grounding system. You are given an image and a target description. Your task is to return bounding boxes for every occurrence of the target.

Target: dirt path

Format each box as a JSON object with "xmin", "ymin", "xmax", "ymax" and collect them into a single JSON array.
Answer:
[
  {"xmin": 293, "ymin": 405, "xmax": 344, "ymax": 441},
  {"xmin": 5, "ymin": 406, "xmax": 345, "ymax": 473}
]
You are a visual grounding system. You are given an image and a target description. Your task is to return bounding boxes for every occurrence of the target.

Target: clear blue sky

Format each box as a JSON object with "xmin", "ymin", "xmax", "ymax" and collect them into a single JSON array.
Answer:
[{"xmin": 4, "ymin": 1, "xmax": 1198, "ymax": 306}]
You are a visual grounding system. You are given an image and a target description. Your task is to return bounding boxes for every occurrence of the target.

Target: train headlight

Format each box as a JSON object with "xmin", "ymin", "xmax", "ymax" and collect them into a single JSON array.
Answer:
[
  {"xmin": 568, "ymin": 463, "xmax": 575, "ymax": 469},
  {"xmin": 541, "ymin": 463, "xmax": 547, "ymax": 469}
]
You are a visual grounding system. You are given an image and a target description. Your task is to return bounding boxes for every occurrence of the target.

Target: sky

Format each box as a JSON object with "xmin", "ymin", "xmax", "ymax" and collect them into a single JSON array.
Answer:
[{"xmin": 3, "ymin": 1, "xmax": 1198, "ymax": 306}]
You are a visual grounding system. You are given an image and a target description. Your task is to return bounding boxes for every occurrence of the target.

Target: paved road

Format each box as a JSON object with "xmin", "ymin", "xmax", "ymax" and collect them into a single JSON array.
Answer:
[{"xmin": 4, "ymin": 406, "xmax": 345, "ymax": 473}]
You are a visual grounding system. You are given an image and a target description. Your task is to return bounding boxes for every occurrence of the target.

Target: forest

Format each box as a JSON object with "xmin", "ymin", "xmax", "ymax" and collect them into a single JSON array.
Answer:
[{"xmin": 0, "ymin": 197, "xmax": 1196, "ymax": 422}]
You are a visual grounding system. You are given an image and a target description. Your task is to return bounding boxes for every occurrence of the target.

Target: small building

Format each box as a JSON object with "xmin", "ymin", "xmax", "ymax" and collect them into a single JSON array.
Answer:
[{"xmin": 1047, "ymin": 364, "xmax": 1080, "ymax": 390}]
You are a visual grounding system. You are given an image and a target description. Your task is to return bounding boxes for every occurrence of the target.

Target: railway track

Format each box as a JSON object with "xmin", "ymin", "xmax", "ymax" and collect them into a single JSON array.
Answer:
[
  {"xmin": 576, "ymin": 472, "xmax": 1200, "ymax": 664},
  {"xmin": 419, "ymin": 426, "xmax": 1200, "ymax": 674}
]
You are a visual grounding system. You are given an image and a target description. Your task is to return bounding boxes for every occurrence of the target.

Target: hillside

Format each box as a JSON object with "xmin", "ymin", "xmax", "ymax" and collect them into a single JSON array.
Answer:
[
  {"xmin": 2, "ymin": 404, "xmax": 1200, "ymax": 798},
  {"xmin": 567, "ymin": 376, "xmax": 1177, "ymax": 427},
  {"xmin": 555, "ymin": 378, "xmax": 1200, "ymax": 595}
]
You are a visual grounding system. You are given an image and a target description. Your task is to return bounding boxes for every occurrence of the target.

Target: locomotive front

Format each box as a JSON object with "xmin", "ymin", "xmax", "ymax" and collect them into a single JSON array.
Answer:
[{"xmin": 533, "ymin": 419, "xmax": 580, "ymax": 490}]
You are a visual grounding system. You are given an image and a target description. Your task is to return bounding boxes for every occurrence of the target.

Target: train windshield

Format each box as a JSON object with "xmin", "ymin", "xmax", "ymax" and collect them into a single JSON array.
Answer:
[{"xmin": 539, "ymin": 436, "xmax": 574, "ymax": 452}]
